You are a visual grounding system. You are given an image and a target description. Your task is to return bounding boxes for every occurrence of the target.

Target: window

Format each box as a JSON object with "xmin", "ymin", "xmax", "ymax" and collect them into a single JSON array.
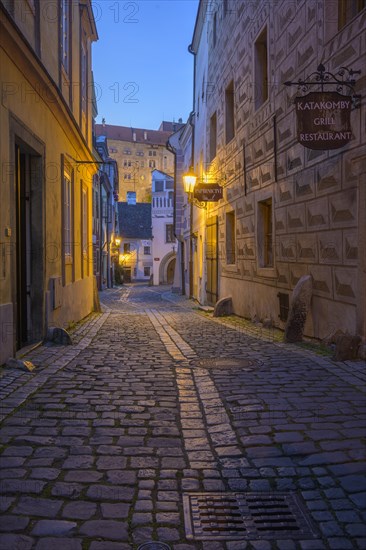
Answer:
[
  {"xmin": 63, "ymin": 169, "xmax": 72, "ymax": 258},
  {"xmin": 124, "ymin": 149, "xmax": 131, "ymax": 154},
  {"xmin": 144, "ymin": 266, "xmax": 151, "ymax": 277},
  {"xmin": 254, "ymin": 27, "xmax": 268, "ymax": 110},
  {"xmin": 149, "ymin": 160, "xmax": 156, "ymax": 168},
  {"xmin": 154, "ymin": 180, "xmax": 164, "ymax": 192},
  {"xmin": 166, "ymin": 180, "xmax": 174, "ymax": 189},
  {"xmin": 166, "ymin": 224, "xmax": 174, "ymax": 243},
  {"xmin": 338, "ymin": 0, "xmax": 365, "ymax": 29},
  {"xmin": 210, "ymin": 112, "xmax": 217, "ymax": 161},
  {"xmin": 123, "ymin": 243, "xmax": 131, "ymax": 253},
  {"xmin": 81, "ymin": 41, "xmax": 87, "ymax": 115},
  {"xmin": 144, "ymin": 246, "xmax": 151, "ymax": 255},
  {"xmin": 225, "ymin": 81, "xmax": 235, "ymax": 143},
  {"xmin": 60, "ymin": 0, "xmax": 70, "ymax": 74},
  {"xmin": 258, "ymin": 198, "xmax": 273, "ymax": 268},
  {"xmin": 149, "ymin": 150, "xmax": 157, "ymax": 156},
  {"xmin": 82, "ymin": 187, "xmax": 88, "ymax": 255},
  {"xmin": 226, "ymin": 211, "xmax": 236, "ymax": 264},
  {"xmin": 213, "ymin": 11, "xmax": 217, "ymax": 47}
]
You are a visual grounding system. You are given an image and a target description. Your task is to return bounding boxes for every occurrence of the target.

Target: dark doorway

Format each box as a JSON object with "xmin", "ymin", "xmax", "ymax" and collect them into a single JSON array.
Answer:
[
  {"xmin": 123, "ymin": 267, "xmax": 132, "ymax": 282},
  {"xmin": 206, "ymin": 216, "xmax": 218, "ymax": 306},
  {"xmin": 14, "ymin": 140, "xmax": 44, "ymax": 349},
  {"xmin": 167, "ymin": 258, "xmax": 176, "ymax": 284}
]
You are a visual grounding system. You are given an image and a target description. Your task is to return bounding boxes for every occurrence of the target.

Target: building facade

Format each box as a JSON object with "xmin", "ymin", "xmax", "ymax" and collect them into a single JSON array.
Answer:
[
  {"xmin": 95, "ymin": 123, "xmax": 180, "ymax": 203},
  {"xmin": 117, "ymin": 201, "xmax": 153, "ymax": 283},
  {"xmin": 185, "ymin": 0, "xmax": 365, "ymax": 343},
  {"xmin": 151, "ymin": 170, "xmax": 177, "ymax": 285},
  {"xmin": 93, "ymin": 136, "xmax": 119, "ymax": 290},
  {"xmin": 0, "ymin": 0, "xmax": 98, "ymax": 365}
]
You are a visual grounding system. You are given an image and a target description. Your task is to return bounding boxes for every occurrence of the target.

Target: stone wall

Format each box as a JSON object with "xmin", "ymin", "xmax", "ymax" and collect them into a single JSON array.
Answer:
[{"xmin": 201, "ymin": 0, "xmax": 366, "ymax": 340}]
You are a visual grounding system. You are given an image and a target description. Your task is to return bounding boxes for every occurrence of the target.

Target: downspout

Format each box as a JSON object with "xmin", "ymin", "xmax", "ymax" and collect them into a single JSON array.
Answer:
[{"xmin": 188, "ymin": 42, "xmax": 196, "ymax": 299}]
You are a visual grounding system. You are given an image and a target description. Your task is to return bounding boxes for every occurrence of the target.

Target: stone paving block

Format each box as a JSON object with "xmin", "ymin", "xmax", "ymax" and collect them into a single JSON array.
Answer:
[
  {"xmin": 100, "ymin": 502, "xmax": 130, "ymax": 518},
  {"xmin": 339, "ymin": 475, "xmax": 366, "ymax": 492},
  {"xmin": 35, "ymin": 538, "xmax": 82, "ymax": 550},
  {"xmin": 86, "ymin": 484, "xmax": 135, "ymax": 501},
  {"xmin": 62, "ymin": 501, "xmax": 97, "ymax": 519},
  {"xmin": 0, "ymin": 514, "xmax": 29, "ymax": 531},
  {"xmin": 79, "ymin": 519, "xmax": 129, "ymax": 539},
  {"xmin": 13, "ymin": 496, "xmax": 63, "ymax": 517},
  {"xmin": 0, "ymin": 534, "xmax": 34, "ymax": 550},
  {"xmin": 31, "ymin": 520, "xmax": 77, "ymax": 536}
]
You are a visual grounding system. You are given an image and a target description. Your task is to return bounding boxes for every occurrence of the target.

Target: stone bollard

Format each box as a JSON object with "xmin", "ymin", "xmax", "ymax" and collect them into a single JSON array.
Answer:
[{"xmin": 284, "ymin": 275, "xmax": 313, "ymax": 343}]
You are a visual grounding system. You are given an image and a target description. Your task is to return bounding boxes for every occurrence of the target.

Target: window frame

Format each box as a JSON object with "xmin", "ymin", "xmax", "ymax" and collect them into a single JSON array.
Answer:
[
  {"xmin": 225, "ymin": 210, "xmax": 236, "ymax": 265},
  {"xmin": 165, "ymin": 224, "xmax": 175, "ymax": 243},
  {"xmin": 254, "ymin": 26, "xmax": 268, "ymax": 110},
  {"xmin": 225, "ymin": 81, "xmax": 235, "ymax": 144}
]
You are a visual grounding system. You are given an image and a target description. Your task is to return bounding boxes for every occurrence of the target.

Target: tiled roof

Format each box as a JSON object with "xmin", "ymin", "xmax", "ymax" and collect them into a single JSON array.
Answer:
[
  {"xmin": 95, "ymin": 124, "xmax": 172, "ymax": 146},
  {"xmin": 118, "ymin": 202, "xmax": 152, "ymax": 239}
]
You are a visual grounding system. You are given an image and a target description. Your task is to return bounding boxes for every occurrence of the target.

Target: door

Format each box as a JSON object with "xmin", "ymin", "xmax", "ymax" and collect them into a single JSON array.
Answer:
[
  {"xmin": 167, "ymin": 258, "xmax": 176, "ymax": 284},
  {"xmin": 206, "ymin": 215, "xmax": 218, "ymax": 306},
  {"xmin": 15, "ymin": 145, "xmax": 31, "ymax": 348}
]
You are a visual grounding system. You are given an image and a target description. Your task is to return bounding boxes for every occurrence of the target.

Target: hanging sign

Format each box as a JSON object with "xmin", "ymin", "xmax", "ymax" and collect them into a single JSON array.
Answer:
[
  {"xmin": 193, "ymin": 183, "xmax": 223, "ymax": 202},
  {"xmin": 295, "ymin": 91, "xmax": 352, "ymax": 150}
]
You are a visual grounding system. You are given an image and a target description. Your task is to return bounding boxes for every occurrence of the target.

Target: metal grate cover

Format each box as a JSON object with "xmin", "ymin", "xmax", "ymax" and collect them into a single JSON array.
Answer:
[
  {"xmin": 183, "ymin": 492, "xmax": 318, "ymax": 540},
  {"xmin": 195, "ymin": 358, "xmax": 261, "ymax": 369}
]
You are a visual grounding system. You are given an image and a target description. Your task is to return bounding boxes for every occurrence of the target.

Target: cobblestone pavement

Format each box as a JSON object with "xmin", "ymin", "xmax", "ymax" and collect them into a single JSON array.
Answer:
[{"xmin": 0, "ymin": 284, "xmax": 365, "ymax": 550}]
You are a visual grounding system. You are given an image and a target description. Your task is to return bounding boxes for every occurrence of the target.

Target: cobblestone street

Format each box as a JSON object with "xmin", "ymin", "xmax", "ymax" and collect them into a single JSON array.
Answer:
[{"xmin": 0, "ymin": 284, "xmax": 365, "ymax": 550}]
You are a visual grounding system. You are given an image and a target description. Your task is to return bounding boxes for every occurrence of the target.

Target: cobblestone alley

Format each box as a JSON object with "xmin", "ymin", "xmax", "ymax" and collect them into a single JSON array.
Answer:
[{"xmin": 0, "ymin": 284, "xmax": 365, "ymax": 550}]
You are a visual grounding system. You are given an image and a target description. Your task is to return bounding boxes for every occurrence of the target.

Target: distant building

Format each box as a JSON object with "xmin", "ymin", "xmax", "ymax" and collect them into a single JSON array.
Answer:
[
  {"xmin": 117, "ymin": 199, "xmax": 152, "ymax": 282},
  {"xmin": 151, "ymin": 170, "xmax": 177, "ymax": 286},
  {"xmin": 93, "ymin": 136, "xmax": 119, "ymax": 290},
  {"xmin": 0, "ymin": 0, "xmax": 98, "ymax": 365},
  {"xmin": 95, "ymin": 123, "xmax": 178, "ymax": 203}
]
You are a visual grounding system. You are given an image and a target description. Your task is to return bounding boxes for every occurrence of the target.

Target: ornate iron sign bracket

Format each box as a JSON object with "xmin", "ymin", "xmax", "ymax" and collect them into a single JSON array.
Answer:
[{"xmin": 284, "ymin": 64, "xmax": 361, "ymax": 109}]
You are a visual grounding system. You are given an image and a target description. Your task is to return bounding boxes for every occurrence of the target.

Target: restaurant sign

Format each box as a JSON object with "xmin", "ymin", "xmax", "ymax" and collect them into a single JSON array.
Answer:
[
  {"xmin": 193, "ymin": 183, "xmax": 223, "ymax": 202},
  {"xmin": 295, "ymin": 91, "xmax": 352, "ymax": 150}
]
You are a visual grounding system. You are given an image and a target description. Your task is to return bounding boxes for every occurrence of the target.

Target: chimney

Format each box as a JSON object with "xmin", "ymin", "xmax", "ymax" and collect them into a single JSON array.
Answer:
[{"xmin": 144, "ymin": 131, "xmax": 148, "ymax": 140}]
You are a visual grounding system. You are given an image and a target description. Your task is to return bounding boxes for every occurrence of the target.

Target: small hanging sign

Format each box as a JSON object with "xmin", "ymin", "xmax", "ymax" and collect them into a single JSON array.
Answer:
[
  {"xmin": 193, "ymin": 183, "xmax": 223, "ymax": 202},
  {"xmin": 295, "ymin": 91, "xmax": 352, "ymax": 150}
]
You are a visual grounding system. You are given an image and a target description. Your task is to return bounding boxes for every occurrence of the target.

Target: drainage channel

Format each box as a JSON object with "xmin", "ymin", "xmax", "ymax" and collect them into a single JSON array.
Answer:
[{"xmin": 183, "ymin": 492, "xmax": 319, "ymax": 541}]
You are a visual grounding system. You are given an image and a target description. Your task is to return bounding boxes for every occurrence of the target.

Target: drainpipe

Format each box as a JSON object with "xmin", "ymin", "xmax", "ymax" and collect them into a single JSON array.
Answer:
[{"xmin": 188, "ymin": 42, "xmax": 196, "ymax": 299}]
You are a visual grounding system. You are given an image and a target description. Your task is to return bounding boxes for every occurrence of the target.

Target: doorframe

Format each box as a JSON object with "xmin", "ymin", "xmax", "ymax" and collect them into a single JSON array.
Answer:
[
  {"xmin": 10, "ymin": 115, "xmax": 45, "ymax": 350},
  {"xmin": 206, "ymin": 215, "xmax": 219, "ymax": 306}
]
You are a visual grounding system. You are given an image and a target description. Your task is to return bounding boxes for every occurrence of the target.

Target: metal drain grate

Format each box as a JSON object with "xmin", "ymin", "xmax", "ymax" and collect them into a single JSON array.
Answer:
[
  {"xmin": 195, "ymin": 358, "xmax": 261, "ymax": 369},
  {"xmin": 183, "ymin": 492, "xmax": 318, "ymax": 540}
]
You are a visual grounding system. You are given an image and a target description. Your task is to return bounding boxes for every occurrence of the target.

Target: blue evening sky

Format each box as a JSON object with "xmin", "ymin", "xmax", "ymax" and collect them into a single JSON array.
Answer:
[{"xmin": 92, "ymin": 0, "xmax": 199, "ymax": 130}]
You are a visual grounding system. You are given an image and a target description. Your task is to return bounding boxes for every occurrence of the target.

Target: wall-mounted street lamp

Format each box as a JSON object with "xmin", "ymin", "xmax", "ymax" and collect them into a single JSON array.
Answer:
[
  {"xmin": 183, "ymin": 168, "xmax": 197, "ymax": 194},
  {"xmin": 183, "ymin": 168, "xmax": 207, "ymax": 209}
]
